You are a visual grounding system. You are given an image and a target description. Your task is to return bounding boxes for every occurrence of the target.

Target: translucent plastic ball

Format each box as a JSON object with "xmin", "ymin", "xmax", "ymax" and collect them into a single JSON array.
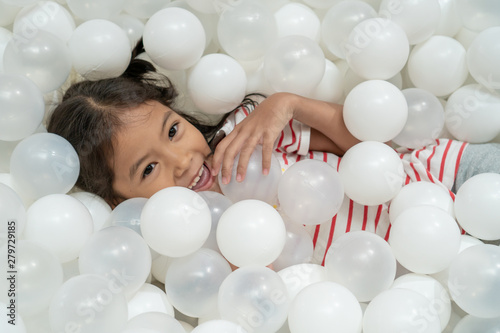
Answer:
[
  {"xmin": 143, "ymin": 7, "xmax": 205, "ymax": 70},
  {"xmin": 13, "ymin": 1, "xmax": 76, "ymax": 42},
  {"xmin": 363, "ymin": 288, "xmax": 441, "ymax": 333},
  {"xmin": 343, "ymin": 80, "xmax": 408, "ymax": 142},
  {"xmin": 0, "ymin": 74, "xmax": 44, "ymax": 142},
  {"xmin": 448, "ymin": 244, "xmax": 500, "ymax": 318},
  {"xmin": 68, "ymin": 19, "xmax": 131, "ymax": 80},
  {"xmin": 388, "ymin": 181, "xmax": 454, "ymax": 223},
  {"xmin": 278, "ymin": 159, "xmax": 344, "ymax": 226},
  {"xmin": 454, "ymin": 173, "xmax": 500, "ymax": 241},
  {"xmin": 218, "ymin": 145, "xmax": 282, "ymax": 205},
  {"xmin": 467, "ymin": 27, "xmax": 500, "ymax": 93},
  {"xmin": 455, "ymin": 0, "xmax": 500, "ymax": 32},
  {"xmin": 0, "ymin": 183, "xmax": 26, "ymax": 247},
  {"xmin": 217, "ymin": 0, "xmax": 277, "ymax": 61},
  {"xmin": 274, "ymin": 3, "xmax": 320, "ymax": 41},
  {"xmin": 325, "ymin": 231, "xmax": 397, "ymax": 302},
  {"xmin": 345, "ymin": 18, "xmax": 409, "ymax": 80},
  {"xmin": 407, "ymin": 35, "xmax": 468, "ymax": 97},
  {"xmin": 165, "ymin": 248, "xmax": 232, "ymax": 318},
  {"xmin": 106, "ymin": 197, "xmax": 148, "ymax": 235},
  {"xmin": 277, "ymin": 263, "xmax": 328, "ymax": 301},
  {"xmin": 444, "ymin": 84, "xmax": 500, "ymax": 143},
  {"xmin": 389, "ymin": 205, "xmax": 461, "ymax": 274},
  {"xmin": 70, "ymin": 191, "xmax": 112, "ymax": 232},
  {"xmin": 338, "ymin": 141, "xmax": 405, "ymax": 206},
  {"xmin": 198, "ymin": 191, "xmax": 233, "ymax": 253},
  {"xmin": 392, "ymin": 88, "xmax": 445, "ymax": 149},
  {"xmin": 310, "ymin": 59, "xmax": 344, "ymax": 103},
  {"xmin": 3, "ymin": 29, "xmax": 72, "ymax": 93},
  {"xmin": 217, "ymin": 199, "xmax": 286, "ymax": 267},
  {"xmin": 263, "ymin": 35, "xmax": 325, "ymax": 96},
  {"xmin": 435, "ymin": 0, "xmax": 463, "ymax": 37},
  {"xmin": 288, "ymin": 281, "xmax": 363, "ymax": 333},
  {"xmin": 123, "ymin": 0, "xmax": 169, "ymax": 19},
  {"xmin": 218, "ymin": 266, "xmax": 290, "ymax": 333},
  {"xmin": 392, "ymin": 273, "xmax": 452, "ymax": 331},
  {"xmin": 272, "ymin": 218, "xmax": 314, "ymax": 271},
  {"xmin": 10, "ymin": 133, "xmax": 79, "ymax": 200},
  {"xmin": 379, "ymin": 0, "xmax": 441, "ymax": 45},
  {"xmin": 127, "ymin": 283, "xmax": 174, "ymax": 320},
  {"xmin": 49, "ymin": 274, "xmax": 128, "ymax": 333},
  {"xmin": 66, "ymin": 0, "xmax": 125, "ymax": 20},
  {"xmin": 321, "ymin": 0, "xmax": 378, "ymax": 59},
  {"xmin": 125, "ymin": 312, "xmax": 186, "ymax": 333},
  {"xmin": 187, "ymin": 53, "xmax": 247, "ymax": 115},
  {"xmin": 24, "ymin": 194, "xmax": 94, "ymax": 263},
  {"xmin": 140, "ymin": 186, "xmax": 211, "ymax": 257},
  {"xmin": 192, "ymin": 320, "xmax": 249, "ymax": 333},
  {"xmin": 111, "ymin": 13, "xmax": 145, "ymax": 48},
  {"xmin": 453, "ymin": 315, "xmax": 500, "ymax": 333},
  {"xmin": 78, "ymin": 226, "xmax": 152, "ymax": 298},
  {"xmin": 0, "ymin": 240, "xmax": 63, "ymax": 317}
]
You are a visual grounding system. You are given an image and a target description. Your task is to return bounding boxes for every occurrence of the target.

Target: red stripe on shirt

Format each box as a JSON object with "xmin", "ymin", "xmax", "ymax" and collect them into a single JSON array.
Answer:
[
  {"xmin": 454, "ymin": 142, "xmax": 468, "ymax": 180},
  {"xmin": 410, "ymin": 162, "xmax": 421, "ymax": 181},
  {"xmin": 362, "ymin": 206, "xmax": 368, "ymax": 230},
  {"xmin": 346, "ymin": 200, "xmax": 354, "ymax": 233},
  {"xmin": 374, "ymin": 205, "xmax": 382, "ymax": 231},
  {"xmin": 283, "ymin": 120, "xmax": 297, "ymax": 152},
  {"xmin": 321, "ymin": 215, "xmax": 337, "ymax": 266},
  {"xmin": 312, "ymin": 225, "xmax": 320, "ymax": 247},
  {"xmin": 276, "ymin": 131, "xmax": 285, "ymax": 151},
  {"xmin": 384, "ymin": 224, "xmax": 392, "ymax": 241},
  {"xmin": 242, "ymin": 106, "xmax": 249, "ymax": 117},
  {"xmin": 427, "ymin": 141, "xmax": 438, "ymax": 171},
  {"xmin": 439, "ymin": 140, "xmax": 453, "ymax": 182}
]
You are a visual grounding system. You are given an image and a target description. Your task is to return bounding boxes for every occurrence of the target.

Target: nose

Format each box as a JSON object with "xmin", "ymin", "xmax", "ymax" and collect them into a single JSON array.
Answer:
[{"xmin": 171, "ymin": 146, "xmax": 192, "ymax": 179}]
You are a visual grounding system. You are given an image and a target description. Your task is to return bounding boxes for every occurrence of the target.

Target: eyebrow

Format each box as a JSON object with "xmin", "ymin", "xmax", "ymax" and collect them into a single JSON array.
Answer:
[{"xmin": 128, "ymin": 110, "xmax": 173, "ymax": 181}]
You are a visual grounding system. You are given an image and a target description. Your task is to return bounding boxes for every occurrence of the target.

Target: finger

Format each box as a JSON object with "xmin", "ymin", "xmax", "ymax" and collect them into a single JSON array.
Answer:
[
  {"xmin": 261, "ymin": 137, "xmax": 275, "ymax": 176},
  {"xmin": 220, "ymin": 136, "xmax": 248, "ymax": 184},
  {"xmin": 235, "ymin": 139, "xmax": 259, "ymax": 182},
  {"xmin": 211, "ymin": 132, "xmax": 236, "ymax": 177}
]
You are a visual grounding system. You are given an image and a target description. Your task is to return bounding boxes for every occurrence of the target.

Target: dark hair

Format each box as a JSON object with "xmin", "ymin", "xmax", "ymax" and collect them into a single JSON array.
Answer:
[{"xmin": 48, "ymin": 39, "xmax": 261, "ymax": 206}]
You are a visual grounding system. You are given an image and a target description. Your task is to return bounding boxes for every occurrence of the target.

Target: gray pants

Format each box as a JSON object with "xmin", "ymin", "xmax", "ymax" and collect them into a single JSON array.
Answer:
[{"xmin": 453, "ymin": 142, "xmax": 500, "ymax": 192}]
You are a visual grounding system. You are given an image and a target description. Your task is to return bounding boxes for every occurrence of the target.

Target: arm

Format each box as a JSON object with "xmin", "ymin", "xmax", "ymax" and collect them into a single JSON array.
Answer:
[{"xmin": 211, "ymin": 92, "xmax": 360, "ymax": 183}]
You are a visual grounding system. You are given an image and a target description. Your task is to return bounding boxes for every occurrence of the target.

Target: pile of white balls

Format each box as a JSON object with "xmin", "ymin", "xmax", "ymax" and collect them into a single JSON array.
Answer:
[{"xmin": 1, "ymin": 0, "xmax": 500, "ymax": 332}]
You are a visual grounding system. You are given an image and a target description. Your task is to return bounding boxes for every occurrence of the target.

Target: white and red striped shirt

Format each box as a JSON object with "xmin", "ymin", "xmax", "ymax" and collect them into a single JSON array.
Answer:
[{"xmin": 220, "ymin": 104, "xmax": 468, "ymax": 265}]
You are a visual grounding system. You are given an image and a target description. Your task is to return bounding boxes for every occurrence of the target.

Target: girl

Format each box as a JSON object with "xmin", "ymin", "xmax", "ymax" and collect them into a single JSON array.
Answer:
[{"xmin": 48, "ymin": 41, "xmax": 499, "ymax": 265}]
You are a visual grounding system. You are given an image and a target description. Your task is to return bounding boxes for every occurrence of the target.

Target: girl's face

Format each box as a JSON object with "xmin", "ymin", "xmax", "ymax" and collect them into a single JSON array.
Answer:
[{"xmin": 111, "ymin": 100, "xmax": 221, "ymax": 202}]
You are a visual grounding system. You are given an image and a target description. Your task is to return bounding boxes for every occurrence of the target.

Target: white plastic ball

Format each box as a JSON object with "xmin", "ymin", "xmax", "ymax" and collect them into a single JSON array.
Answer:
[
  {"xmin": 192, "ymin": 320, "xmax": 249, "ymax": 333},
  {"xmin": 288, "ymin": 281, "xmax": 363, "ymax": 333},
  {"xmin": 310, "ymin": 59, "xmax": 344, "ymax": 103},
  {"xmin": 127, "ymin": 283, "xmax": 175, "ymax": 320},
  {"xmin": 338, "ymin": 141, "xmax": 405, "ymax": 206},
  {"xmin": 144, "ymin": 7, "xmax": 205, "ymax": 70},
  {"xmin": 187, "ymin": 53, "xmax": 247, "ymax": 115},
  {"xmin": 3, "ymin": 30, "xmax": 72, "ymax": 93},
  {"xmin": 455, "ymin": 0, "xmax": 500, "ymax": 32},
  {"xmin": 363, "ymin": 288, "xmax": 441, "ymax": 333},
  {"xmin": 217, "ymin": 0, "xmax": 277, "ymax": 61},
  {"xmin": 407, "ymin": 35, "xmax": 468, "ymax": 97},
  {"xmin": 278, "ymin": 159, "xmax": 344, "ymax": 226},
  {"xmin": 467, "ymin": 26, "xmax": 500, "ymax": 94},
  {"xmin": 218, "ymin": 145, "xmax": 282, "ymax": 205},
  {"xmin": 218, "ymin": 266, "xmax": 290, "ymax": 333},
  {"xmin": 343, "ymin": 80, "xmax": 408, "ymax": 142},
  {"xmin": 277, "ymin": 263, "xmax": 328, "ymax": 301},
  {"xmin": 165, "ymin": 248, "xmax": 232, "ymax": 318},
  {"xmin": 321, "ymin": 0, "xmax": 378, "ymax": 59},
  {"xmin": 379, "ymin": 0, "xmax": 441, "ymax": 45},
  {"xmin": 124, "ymin": 312, "xmax": 185, "ymax": 333},
  {"xmin": 263, "ymin": 35, "xmax": 325, "ymax": 96},
  {"xmin": 217, "ymin": 199, "xmax": 286, "ymax": 267},
  {"xmin": 10, "ymin": 133, "xmax": 79, "ymax": 200},
  {"xmin": 0, "ymin": 73, "xmax": 44, "ymax": 141},
  {"xmin": 444, "ymin": 84, "xmax": 500, "ymax": 143},
  {"xmin": 0, "ymin": 27, "xmax": 12, "ymax": 72},
  {"xmin": 78, "ymin": 226, "xmax": 152, "ymax": 298},
  {"xmin": 272, "ymin": 219, "xmax": 314, "ymax": 271},
  {"xmin": 453, "ymin": 315, "xmax": 500, "ymax": 333},
  {"xmin": 140, "ymin": 186, "xmax": 211, "ymax": 257},
  {"xmin": 0, "ymin": 183, "xmax": 26, "ymax": 248},
  {"xmin": 448, "ymin": 244, "xmax": 500, "ymax": 318},
  {"xmin": 454, "ymin": 173, "xmax": 500, "ymax": 241},
  {"xmin": 392, "ymin": 88, "xmax": 445, "ymax": 149},
  {"xmin": 123, "ymin": 0, "xmax": 170, "ymax": 19},
  {"xmin": 389, "ymin": 205, "xmax": 461, "ymax": 274},
  {"xmin": 0, "ymin": 240, "xmax": 63, "ymax": 317},
  {"xmin": 49, "ymin": 274, "xmax": 128, "ymax": 333},
  {"xmin": 345, "ymin": 18, "xmax": 409, "ymax": 80},
  {"xmin": 435, "ymin": 0, "xmax": 462, "ymax": 37},
  {"xmin": 392, "ymin": 273, "xmax": 452, "ymax": 331},
  {"xmin": 198, "ymin": 191, "xmax": 233, "ymax": 253},
  {"xmin": 13, "ymin": 1, "xmax": 76, "ymax": 42},
  {"xmin": 70, "ymin": 191, "xmax": 112, "ymax": 232},
  {"xmin": 110, "ymin": 13, "xmax": 145, "ymax": 48},
  {"xmin": 1, "ymin": 301, "xmax": 26, "ymax": 333},
  {"xmin": 106, "ymin": 197, "xmax": 147, "ymax": 235},
  {"xmin": 388, "ymin": 181, "xmax": 454, "ymax": 223},
  {"xmin": 66, "ymin": 0, "xmax": 125, "ymax": 20},
  {"xmin": 274, "ymin": 3, "xmax": 320, "ymax": 41},
  {"xmin": 24, "ymin": 194, "xmax": 94, "ymax": 263},
  {"xmin": 68, "ymin": 19, "xmax": 131, "ymax": 80},
  {"xmin": 325, "ymin": 231, "xmax": 397, "ymax": 302}
]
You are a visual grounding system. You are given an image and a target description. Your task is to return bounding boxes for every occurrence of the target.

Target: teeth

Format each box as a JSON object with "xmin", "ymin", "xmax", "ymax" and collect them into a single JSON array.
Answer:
[{"xmin": 188, "ymin": 166, "xmax": 204, "ymax": 189}]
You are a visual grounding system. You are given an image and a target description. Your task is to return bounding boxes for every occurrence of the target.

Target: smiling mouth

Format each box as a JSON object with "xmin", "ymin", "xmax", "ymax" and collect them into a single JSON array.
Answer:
[{"xmin": 188, "ymin": 163, "xmax": 212, "ymax": 191}]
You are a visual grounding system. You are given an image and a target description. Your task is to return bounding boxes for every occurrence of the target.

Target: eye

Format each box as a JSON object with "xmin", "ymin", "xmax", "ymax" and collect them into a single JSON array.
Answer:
[
  {"xmin": 168, "ymin": 123, "xmax": 178, "ymax": 140},
  {"xmin": 142, "ymin": 163, "xmax": 156, "ymax": 178}
]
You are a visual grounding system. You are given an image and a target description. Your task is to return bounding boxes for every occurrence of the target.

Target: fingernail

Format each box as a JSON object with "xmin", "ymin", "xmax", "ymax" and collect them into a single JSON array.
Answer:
[
  {"xmin": 236, "ymin": 174, "xmax": 242, "ymax": 182},
  {"xmin": 222, "ymin": 176, "xmax": 228, "ymax": 185},
  {"xmin": 262, "ymin": 168, "xmax": 269, "ymax": 176},
  {"xmin": 211, "ymin": 168, "xmax": 217, "ymax": 176}
]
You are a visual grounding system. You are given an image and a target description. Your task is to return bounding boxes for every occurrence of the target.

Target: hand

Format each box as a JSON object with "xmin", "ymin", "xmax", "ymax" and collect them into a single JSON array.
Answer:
[{"xmin": 211, "ymin": 93, "xmax": 296, "ymax": 184}]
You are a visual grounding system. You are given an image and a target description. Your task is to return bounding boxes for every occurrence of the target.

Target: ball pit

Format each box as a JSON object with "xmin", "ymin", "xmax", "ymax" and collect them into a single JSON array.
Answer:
[{"xmin": 1, "ymin": 1, "xmax": 500, "ymax": 332}]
